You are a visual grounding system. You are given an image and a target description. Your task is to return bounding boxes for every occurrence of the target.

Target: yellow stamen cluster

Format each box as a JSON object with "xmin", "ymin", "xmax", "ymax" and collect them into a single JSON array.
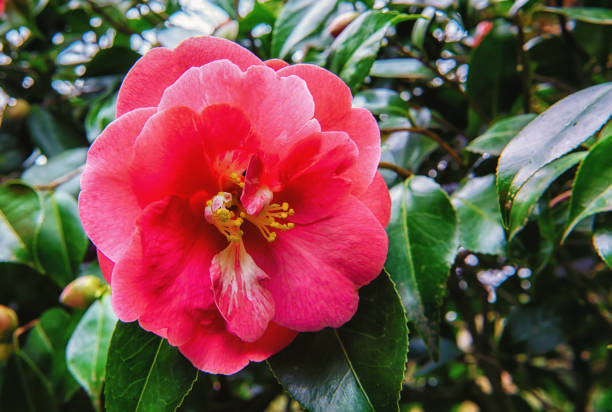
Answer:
[
  {"xmin": 240, "ymin": 202, "xmax": 295, "ymax": 242},
  {"xmin": 229, "ymin": 172, "xmax": 245, "ymax": 188},
  {"xmin": 205, "ymin": 193, "xmax": 244, "ymax": 242}
]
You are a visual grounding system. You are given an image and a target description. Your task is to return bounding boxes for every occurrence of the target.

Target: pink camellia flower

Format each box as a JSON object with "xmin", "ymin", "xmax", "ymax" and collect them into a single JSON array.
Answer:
[{"xmin": 79, "ymin": 36, "xmax": 390, "ymax": 374}]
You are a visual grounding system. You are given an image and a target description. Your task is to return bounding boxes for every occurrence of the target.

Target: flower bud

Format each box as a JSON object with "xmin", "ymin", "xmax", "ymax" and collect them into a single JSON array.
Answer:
[
  {"xmin": 59, "ymin": 275, "xmax": 107, "ymax": 309},
  {"xmin": 328, "ymin": 12, "xmax": 360, "ymax": 37},
  {"xmin": 0, "ymin": 305, "xmax": 18, "ymax": 341}
]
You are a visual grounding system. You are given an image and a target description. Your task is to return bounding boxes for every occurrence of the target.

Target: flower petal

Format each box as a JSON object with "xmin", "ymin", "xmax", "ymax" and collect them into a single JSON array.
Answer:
[
  {"xmin": 179, "ymin": 318, "xmax": 296, "ymax": 375},
  {"xmin": 277, "ymin": 64, "xmax": 381, "ymax": 195},
  {"xmin": 129, "ymin": 106, "xmax": 214, "ymax": 207},
  {"xmin": 116, "ymin": 36, "xmax": 263, "ymax": 117},
  {"xmin": 79, "ymin": 107, "xmax": 155, "ymax": 261},
  {"xmin": 264, "ymin": 58, "xmax": 289, "ymax": 71},
  {"xmin": 358, "ymin": 171, "xmax": 391, "ymax": 227},
  {"xmin": 111, "ymin": 196, "xmax": 226, "ymax": 346},
  {"xmin": 97, "ymin": 249, "xmax": 114, "ymax": 283},
  {"xmin": 247, "ymin": 196, "xmax": 388, "ymax": 331},
  {"xmin": 210, "ymin": 241, "xmax": 275, "ymax": 342},
  {"xmin": 158, "ymin": 60, "xmax": 315, "ymax": 149}
]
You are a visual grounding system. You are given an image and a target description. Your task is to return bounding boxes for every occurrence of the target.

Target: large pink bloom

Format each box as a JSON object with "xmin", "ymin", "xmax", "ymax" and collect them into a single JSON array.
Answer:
[{"xmin": 79, "ymin": 36, "xmax": 390, "ymax": 374}]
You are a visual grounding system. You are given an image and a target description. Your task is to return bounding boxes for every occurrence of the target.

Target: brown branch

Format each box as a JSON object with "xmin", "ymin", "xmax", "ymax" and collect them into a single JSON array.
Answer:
[
  {"xmin": 382, "ymin": 126, "xmax": 464, "ymax": 165},
  {"xmin": 548, "ymin": 189, "xmax": 572, "ymax": 208},
  {"xmin": 378, "ymin": 161, "xmax": 413, "ymax": 179},
  {"xmin": 514, "ymin": 13, "xmax": 532, "ymax": 113},
  {"xmin": 34, "ymin": 165, "xmax": 85, "ymax": 191}
]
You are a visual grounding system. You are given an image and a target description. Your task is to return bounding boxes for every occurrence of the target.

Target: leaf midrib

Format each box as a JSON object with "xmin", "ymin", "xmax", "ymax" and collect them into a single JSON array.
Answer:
[{"xmin": 134, "ymin": 339, "xmax": 164, "ymax": 412}]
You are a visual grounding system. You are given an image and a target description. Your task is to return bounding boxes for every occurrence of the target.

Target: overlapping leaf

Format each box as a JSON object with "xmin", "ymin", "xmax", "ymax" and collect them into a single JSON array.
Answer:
[
  {"xmin": 269, "ymin": 272, "xmax": 408, "ymax": 412},
  {"xmin": 386, "ymin": 176, "xmax": 458, "ymax": 358}
]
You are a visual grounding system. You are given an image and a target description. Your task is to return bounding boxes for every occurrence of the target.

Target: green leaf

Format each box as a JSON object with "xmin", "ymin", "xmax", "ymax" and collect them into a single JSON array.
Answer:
[
  {"xmin": 268, "ymin": 272, "xmax": 407, "ymax": 412},
  {"xmin": 501, "ymin": 306, "xmax": 565, "ymax": 355},
  {"xmin": 466, "ymin": 21, "xmax": 520, "ymax": 119},
  {"xmin": 327, "ymin": 11, "xmax": 416, "ymax": 91},
  {"xmin": 21, "ymin": 308, "xmax": 81, "ymax": 402},
  {"xmin": 34, "ymin": 192, "xmax": 88, "ymax": 287},
  {"xmin": 0, "ymin": 181, "xmax": 43, "ymax": 265},
  {"xmin": 593, "ymin": 225, "xmax": 612, "ymax": 269},
  {"xmin": 85, "ymin": 93, "xmax": 116, "ymax": 143},
  {"xmin": 465, "ymin": 114, "xmax": 536, "ymax": 156},
  {"xmin": 210, "ymin": 0, "xmax": 238, "ymax": 20},
  {"xmin": 353, "ymin": 89, "xmax": 410, "ymax": 117},
  {"xmin": 271, "ymin": 0, "xmax": 338, "ymax": 59},
  {"xmin": 0, "ymin": 262, "xmax": 60, "ymax": 323},
  {"xmin": 564, "ymin": 134, "xmax": 612, "ymax": 240},
  {"xmin": 509, "ymin": 152, "xmax": 586, "ymax": 240},
  {"xmin": 369, "ymin": 58, "xmax": 433, "ymax": 81},
  {"xmin": 385, "ymin": 176, "xmax": 459, "ymax": 359},
  {"xmin": 497, "ymin": 83, "xmax": 612, "ymax": 226},
  {"xmin": 21, "ymin": 148, "xmax": 87, "ymax": 196},
  {"xmin": 66, "ymin": 294, "xmax": 117, "ymax": 403},
  {"xmin": 410, "ymin": 6, "xmax": 434, "ymax": 52},
  {"xmin": 105, "ymin": 322, "xmax": 198, "ymax": 412},
  {"xmin": 451, "ymin": 175, "xmax": 506, "ymax": 255},
  {"xmin": 538, "ymin": 7, "xmax": 612, "ymax": 25},
  {"xmin": 27, "ymin": 106, "xmax": 84, "ymax": 157}
]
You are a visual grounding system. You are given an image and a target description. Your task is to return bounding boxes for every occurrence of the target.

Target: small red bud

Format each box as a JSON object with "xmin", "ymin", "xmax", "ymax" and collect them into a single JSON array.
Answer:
[
  {"xmin": 0, "ymin": 305, "xmax": 18, "ymax": 341},
  {"xmin": 59, "ymin": 275, "xmax": 107, "ymax": 309}
]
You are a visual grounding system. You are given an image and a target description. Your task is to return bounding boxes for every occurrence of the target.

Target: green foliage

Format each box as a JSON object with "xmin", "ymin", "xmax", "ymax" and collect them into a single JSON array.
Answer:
[
  {"xmin": 1, "ymin": 0, "xmax": 612, "ymax": 410},
  {"xmin": 269, "ymin": 272, "xmax": 408, "ymax": 412}
]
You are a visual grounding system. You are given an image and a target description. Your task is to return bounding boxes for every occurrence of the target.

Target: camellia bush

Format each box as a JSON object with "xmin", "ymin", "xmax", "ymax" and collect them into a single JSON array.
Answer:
[{"xmin": 1, "ymin": 0, "xmax": 611, "ymax": 411}]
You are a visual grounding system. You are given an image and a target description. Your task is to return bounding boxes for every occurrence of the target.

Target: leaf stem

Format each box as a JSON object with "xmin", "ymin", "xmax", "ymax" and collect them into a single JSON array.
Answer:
[
  {"xmin": 513, "ymin": 13, "xmax": 532, "ymax": 113},
  {"xmin": 378, "ymin": 161, "xmax": 413, "ymax": 178},
  {"xmin": 34, "ymin": 165, "xmax": 85, "ymax": 191},
  {"xmin": 381, "ymin": 126, "xmax": 464, "ymax": 165}
]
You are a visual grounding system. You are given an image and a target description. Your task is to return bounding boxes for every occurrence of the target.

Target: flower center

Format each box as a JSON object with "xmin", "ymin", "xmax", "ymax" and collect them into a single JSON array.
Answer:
[{"xmin": 205, "ymin": 192, "xmax": 295, "ymax": 243}]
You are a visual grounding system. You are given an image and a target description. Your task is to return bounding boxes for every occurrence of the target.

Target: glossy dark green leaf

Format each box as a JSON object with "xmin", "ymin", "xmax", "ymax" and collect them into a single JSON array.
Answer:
[
  {"xmin": 353, "ymin": 89, "xmax": 410, "ymax": 117},
  {"xmin": 27, "ymin": 106, "xmax": 84, "ymax": 157},
  {"xmin": 497, "ymin": 83, "xmax": 612, "ymax": 226},
  {"xmin": 466, "ymin": 21, "xmax": 520, "ymax": 119},
  {"xmin": 451, "ymin": 175, "xmax": 505, "ymax": 255},
  {"xmin": 538, "ymin": 7, "xmax": 612, "ymax": 25},
  {"xmin": 0, "ymin": 349, "xmax": 59, "ymax": 412},
  {"xmin": 509, "ymin": 152, "xmax": 586, "ymax": 240},
  {"xmin": 0, "ymin": 262, "xmax": 60, "ymax": 323},
  {"xmin": 21, "ymin": 308, "xmax": 81, "ymax": 402},
  {"xmin": 21, "ymin": 148, "xmax": 86, "ymax": 196},
  {"xmin": 105, "ymin": 322, "xmax": 198, "ymax": 412},
  {"xmin": 564, "ymin": 134, "xmax": 612, "ymax": 240},
  {"xmin": 327, "ymin": 11, "xmax": 416, "ymax": 91},
  {"xmin": 66, "ymin": 294, "xmax": 117, "ymax": 403},
  {"xmin": 269, "ymin": 272, "xmax": 407, "ymax": 412},
  {"xmin": 34, "ymin": 192, "xmax": 88, "ymax": 287},
  {"xmin": 593, "ymin": 225, "xmax": 612, "ymax": 269},
  {"xmin": 210, "ymin": 0, "xmax": 238, "ymax": 20},
  {"xmin": 271, "ymin": 0, "xmax": 338, "ymax": 59},
  {"xmin": 410, "ymin": 6, "xmax": 435, "ymax": 51},
  {"xmin": 386, "ymin": 176, "xmax": 459, "ymax": 358},
  {"xmin": 465, "ymin": 114, "xmax": 536, "ymax": 156},
  {"xmin": 369, "ymin": 58, "xmax": 433, "ymax": 80},
  {"xmin": 85, "ymin": 93, "xmax": 116, "ymax": 143},
  {"xmin": 0, "ymin": 181, "xmax": 43, "ymax": 265},
  {"xmin": 501, "ymin": 306, "xmax": 565, "ymax": 355}
]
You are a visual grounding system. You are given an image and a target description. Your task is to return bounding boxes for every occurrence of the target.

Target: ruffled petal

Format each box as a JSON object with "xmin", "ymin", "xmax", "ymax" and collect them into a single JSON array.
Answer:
[
  {"xmin": 97, "ymin": 249, "xmax": 114, "ymax": 283},
  {"xmin": 158, "ymin": 60, "xmax": 315, "ymax": 150},
  {"xmin": 277, "ymin": 64, "xmax": 381, "ymax": 196},
  {"xmin": 210, "ymin": 241, "xmax": 274, "ymax": 342},
  {"xmin": 179, "ymin": 318, "xmax": 296, "ymax": 375},
  {"xmin": 357, "ymin": 171, "xmax": 391, "ymax": 227},
  {"xmin": 246, "ymin": 196, "xmax": 388, "ymax": 331},
  {"xmin": 129, "ymin": 106, "xmax": 214, "ymax": 207},
  {"xmin": 111, "ymin": 196, "xmax": 226, "ymax": 346},
  {"xmin": 116, "ymin": 36, "xmax": 263, "ymax": 117},
  {"xmin": 79, "ymin": 107, "xmax": 155, "ymax": 261}
]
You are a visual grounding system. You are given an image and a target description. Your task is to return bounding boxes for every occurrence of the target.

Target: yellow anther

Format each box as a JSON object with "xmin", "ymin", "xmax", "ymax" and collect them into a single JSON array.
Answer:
[
  {"xmin": 239, "ymin": 200, "xmax": 295, "ymax": 242},
  {"xmin": 229, "ymin": 172, "xmax": 245, "ymax": 188},
  {"xmin": 205, "ymin": 192, "xmax": 244, "ymax": 243}
]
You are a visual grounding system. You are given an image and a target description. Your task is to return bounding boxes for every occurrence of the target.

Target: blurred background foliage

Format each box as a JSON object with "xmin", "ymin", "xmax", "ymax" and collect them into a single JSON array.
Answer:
[{"xmin": 0, "ymin": 0, "xmax": 611, "ymax": 411}]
